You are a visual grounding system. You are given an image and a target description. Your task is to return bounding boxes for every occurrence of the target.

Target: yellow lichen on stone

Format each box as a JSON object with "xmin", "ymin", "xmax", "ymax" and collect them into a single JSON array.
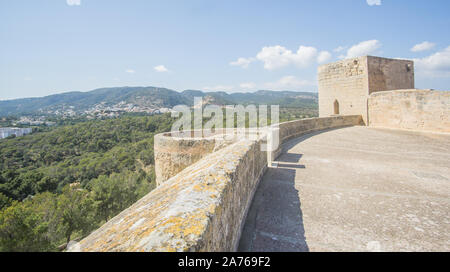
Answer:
[{"xmin": 70, "ymin": 116, "xmax": 364, "ymax": 252}]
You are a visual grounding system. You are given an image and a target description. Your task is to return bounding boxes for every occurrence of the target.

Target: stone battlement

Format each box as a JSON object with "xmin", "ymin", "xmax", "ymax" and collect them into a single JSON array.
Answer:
[
  {"xmin": 369, "ymin": 89, "xmax": 450, "ymax": 133},
  {"xmin": 318, "ymin": 56, "xmax": 414, "ymax": 124},
  {"xmin": 69, "ymin": 115, "xmax": 362, "ymax": 252},
  {"xmin": 154, "ymin": 128, "xmax": 265, "ymax": 185},
  {"xmin": 69, "ymin": 56, "xmax": 449, "ymax": 252}
]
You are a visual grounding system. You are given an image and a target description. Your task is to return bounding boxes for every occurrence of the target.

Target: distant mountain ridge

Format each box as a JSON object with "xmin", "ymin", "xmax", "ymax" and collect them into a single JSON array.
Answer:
[{"xmin": 0, "ymin": 87, "xmax": 318, "ymax": 116}]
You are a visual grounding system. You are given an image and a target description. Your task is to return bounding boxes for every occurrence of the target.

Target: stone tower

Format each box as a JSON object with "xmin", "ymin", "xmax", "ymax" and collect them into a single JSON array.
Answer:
[{"xmin": 318, "ymin": 56, "xmax": 414, "ymax": 124}]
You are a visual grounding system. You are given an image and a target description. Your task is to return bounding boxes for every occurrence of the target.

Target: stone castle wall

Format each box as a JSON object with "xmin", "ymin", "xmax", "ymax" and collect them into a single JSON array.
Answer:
[
  {"xmin": 368, "ymin": 89, "xmax": 450, "ymax": 133},
  {"xmin": 68, "ymin": 54, "xmax": 446, "ymax": 252},
  {"xmin": 318, "ymin": 56, "xmax": 414, "ymax": 124},
  {"xmin": 69, "ymin": 137, "xmax": 268, "ymax": 252},
  {"xmin": 367, "ymin": 56, "xmax": 414, "ymax": 94},
  {"xmin": 155, "ymin": 129, "xmax": 263, "ymax": 185},
  {"xmin": 155, "ymin": 131, "xmax": 227, "ymax": 186},
  {"xmin": 267, "ymin": 115, "xmax": 364, "ymax": 162},
  {"xmin": 155, "ymin": 115, "xmax": 364, "ymax": 187},
  {"xmin": 70, "ymin": 115, "xmax": 363, "ymax": 252},
  {"xmin": 318, "ymin": 57, "xmax": 369, "ymax": 123}
]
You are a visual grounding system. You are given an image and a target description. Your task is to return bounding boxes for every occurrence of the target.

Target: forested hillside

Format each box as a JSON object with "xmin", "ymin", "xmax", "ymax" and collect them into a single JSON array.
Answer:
[
  {"xmin": 0, "ymin": 114, "xmax": 175, "ymax": 251},
  {"xmin": 0, "ymin": 107, "xmax": 317, "ymax": 252},
  {"xmin": 0, "ymin": 87, "xmax": 318, "ymax": 117}
]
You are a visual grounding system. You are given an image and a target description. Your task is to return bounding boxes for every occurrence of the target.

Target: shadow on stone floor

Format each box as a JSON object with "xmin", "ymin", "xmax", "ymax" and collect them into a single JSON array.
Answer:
[
  {"xmin": 238, "ymin": 126, "xmax": 355, "ymax": 252},
  {"xmin": 276, "ymin": 153, "xmax": 303, "ymax": 163},
  {"xmin": 238, "ymin": 154, "xmax": 309, "ymax": 252},
  {"xmin": 275, "ymin": 162, "xmax": 306, "ymax": 169}
]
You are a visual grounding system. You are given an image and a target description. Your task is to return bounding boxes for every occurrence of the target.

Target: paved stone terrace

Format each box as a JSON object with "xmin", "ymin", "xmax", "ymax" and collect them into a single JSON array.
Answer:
[{"xmin": 239, "ymin": 126, "xmax": 450, "ymax": 252}]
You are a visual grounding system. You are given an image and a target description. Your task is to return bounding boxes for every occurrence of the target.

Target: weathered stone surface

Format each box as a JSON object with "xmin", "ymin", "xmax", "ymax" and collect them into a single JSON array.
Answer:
[
  {"xmin": 155, "ymin": 129, "xmax": 261, "ymax": 185},
  {"xmin": 67, "ymin": 54, "xmax": 449, "ymax": 252},
  {"xmin": 367, "ymin": 56, "xmax": 414, "ymax": 94},
  {"xmin": 268, "ymin": 115, "xmax": 364, "ymax": 163},
  {"xmin": 239, "ymin": 126, "xmax": 450, "ymax": 252},
  {"xmin": 318, "ymin": 56, "xmax": 414, "ymax": 124},
  {"xmin": 72, "ymin": 115, "xmax": 363, "ymax": 252},
  {"xmin": 368, "ymin": 89, "xmax": 450, "ymax": 133},
  {"xmin": 70, "ymin": 137, "xmax": 268, "ymax": 252},
  {"xmin": 154, "ymin": 132, "xmax": 217, "ymax": 186}
]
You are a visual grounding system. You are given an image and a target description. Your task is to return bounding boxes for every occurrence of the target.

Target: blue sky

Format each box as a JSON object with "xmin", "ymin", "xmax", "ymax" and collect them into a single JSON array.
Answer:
[{"xmin": 1, "ymin": 0, "xmax": 449, "ymax": 100}]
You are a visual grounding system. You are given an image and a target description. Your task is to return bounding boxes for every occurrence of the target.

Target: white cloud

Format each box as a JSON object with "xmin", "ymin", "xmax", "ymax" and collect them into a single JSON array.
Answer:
[
  {"xmin": 411, "ymin": 41, "xmax": 435, "ymax": 52},
  {"xmin": 154, "ymin": 65, "xmax": 169, "ymax": 72},
  {"xmin": 366, "ymin": 0, "xmax": 381, "ymax": 6},
  {"xmin": 317, "ymin": 51, "xmax": 332, "ymax": 64},
  {"xmin": 235, "ymin": 45, "xmax": 334, "ymax": 70},
  {"xmin": 264, "ymin": 76, "xmax": 315, "ymax": 90},
  {"xmin": 294, "ymin": 46, "xmax": 319, "ymax": 67},
  {"xmin": 256, "ymin": 45, "xmax": 318, "ymax": 70},
  {"xmin": 414, "ymin": 46, "xmax": 450, "ymax": 77},
  {"xmin": 344, "ymin": 40, "xmax": 381, "ymax": 59},
  {"xmin": 230, "ymin": 57, "xmax": 255, "ymax": 68},
  {"xmin": 239, "ymin": 82, "xmax": 257, "ymax": 90},
  {"xmin": 203, "ymin": 85, "xmax": 234, "ymax": 92},
  {"xmin": 125, "ymin": 69, "xmax": 135, "ymax": 74},
  {"xmin": 67, "ymin": 0, "xmax": 81, "ymax": 6},
  {"xmin": 333, "ymin": 46, "xmax": 347, "ymax": 53},
  {"xmin": 256, "ymin": 46, "xmax": 293, "ymax": 70}
]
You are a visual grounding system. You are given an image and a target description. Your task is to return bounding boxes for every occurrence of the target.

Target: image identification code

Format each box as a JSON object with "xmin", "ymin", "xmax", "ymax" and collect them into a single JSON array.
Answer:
[{"xmin": 178, "ymin": 256, "xmax": 271, "ymax": 270}]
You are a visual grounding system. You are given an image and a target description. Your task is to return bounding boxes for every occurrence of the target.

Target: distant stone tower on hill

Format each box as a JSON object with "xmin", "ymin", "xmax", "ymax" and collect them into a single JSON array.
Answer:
[{"xmin": 318, "ymin": 56, "xmax": 414, "ymax": 124}]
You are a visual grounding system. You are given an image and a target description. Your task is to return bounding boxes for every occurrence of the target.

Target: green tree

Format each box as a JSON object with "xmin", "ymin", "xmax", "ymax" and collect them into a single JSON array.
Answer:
[
  {"xmin": 56, "ymin": 185, "xmax": 95, "ymax": 243},
  {"xmin": 0, "ymin": 114, "xmax": 175, "ymax": 251},
  {"xmin": 90, "ymin": 171, "xmax": 146, "ymax": 222},
  {"xmin": 0, "ymin": 200, "xmax": 53, "ymax": 252},
  {"xmin": 0, "ymin": 193, "xmax": 12, "ymax": 210}
]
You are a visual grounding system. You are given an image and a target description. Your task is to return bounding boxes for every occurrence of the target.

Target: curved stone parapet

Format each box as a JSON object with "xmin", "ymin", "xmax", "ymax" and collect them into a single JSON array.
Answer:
[
  {"xmin": 70, "ymin": 115, "xmax": 363, "ymax": 252},
  {"xmin": 279, "ymin": 115, "xmax": 363, "ymax": 142},
  {"xmin": 155, "ymin": 132, "xmax": 220, "ymax": 186},
  {"xmin": 155, "ymin": 129, "xmax": 264, "ymax": 185},
  {"xmin": 70, "ymin": 137, "xmax": 268, "ymax": 252},
  {"xmin": 268, "ymin": 115, "xmax": 364, "ymax": 163},
  {"xmin": 368, "ymin": 89, "xmax": 450, "ymax": 133}
]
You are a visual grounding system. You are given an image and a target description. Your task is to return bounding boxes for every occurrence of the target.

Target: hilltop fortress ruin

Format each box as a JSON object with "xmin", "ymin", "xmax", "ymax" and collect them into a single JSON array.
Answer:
[
  {"xmin": 319, "ymin": 56, "xmax": 414, "ymax": 124},
  {"xmin": 69, "ymin": 56, "xmax": 450, "ymax": 252},
  {"xmin": 319, "ymin": 56, "xmax": 448, "ymax": 132}
]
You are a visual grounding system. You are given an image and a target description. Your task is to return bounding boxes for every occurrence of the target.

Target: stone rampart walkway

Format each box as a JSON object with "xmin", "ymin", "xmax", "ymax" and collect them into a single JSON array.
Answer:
[{"xmin": 239, "ymin": 126, "xmax": 450, "ymax": 251}]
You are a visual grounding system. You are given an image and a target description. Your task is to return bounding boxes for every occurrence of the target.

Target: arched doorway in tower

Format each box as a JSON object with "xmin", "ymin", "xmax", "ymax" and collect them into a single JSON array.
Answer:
[{"xmin": 333, "ymin": 99, "xmax": 340, "ymax": 115}]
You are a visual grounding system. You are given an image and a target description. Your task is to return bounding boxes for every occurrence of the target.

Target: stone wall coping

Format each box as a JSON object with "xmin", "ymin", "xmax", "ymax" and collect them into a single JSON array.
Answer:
[
  {"xmin": 369, "ymin": 89, "xmax": 449, "ymax": 97},
  {"xmin": 318, "ymin": 55, "xmax": 413, "ymax": 69},
  {"xmin": 158, "ymin": 127, "xmax": 272, "ymax": 141},
  {"xmin": 71, "ymin": 115, "xmax": 364, "ymax": 252},
  {"xmin": 69, "ymin": 138, "xmax": 264, "ymax": 252}
]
